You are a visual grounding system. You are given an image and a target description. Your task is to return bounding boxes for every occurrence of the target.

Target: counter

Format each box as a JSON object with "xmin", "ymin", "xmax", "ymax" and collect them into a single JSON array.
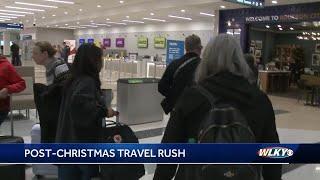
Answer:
[{"xmin": 259, "ymin": 71, "xmax": 291, "ymax": 93}]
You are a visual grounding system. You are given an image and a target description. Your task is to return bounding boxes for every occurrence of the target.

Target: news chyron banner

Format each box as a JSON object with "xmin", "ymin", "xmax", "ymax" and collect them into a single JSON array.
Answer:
[{"xmin": 0, "ymin": 144, "xmax": 319, "ymax": 164}]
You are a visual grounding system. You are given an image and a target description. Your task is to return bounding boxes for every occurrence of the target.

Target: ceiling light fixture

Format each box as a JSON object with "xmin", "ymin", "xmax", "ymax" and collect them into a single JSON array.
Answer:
[
  {"xmin": 119, "ymin": 1, "xmax": 124, "ymax": 4},
  {"xmin": 90, "ymin": 20, "xmax": 94, "ymax": 22},
  {"xmin": 44, "ymin": 0, "xmax": 74, "ymax": 4},
  {"xmin": 181, "ymin": 9, "xmax": 185, "ymax": 13},
  {"xmin": 0, "ymin": 9, "xmax": 34, "ymax": 14},
  {"xmin": 42, "ymin": 16, "xmax": 45, "ymax": 19},
  {"xmin": 91, "ymin": 23, "xmax": 111, "ymax": 26},
  {"xmin": 200, "ymin": 12, "xmax": 215, "ymax": 17},
  {"xmin": 79, "ymin": 9, "xmax": 82, "ymax": 11},
  {"xmin": 0, "ymin": 12, "xmax": 25, "ymax": 16},
  {"xmin": 266, "ymin": 25, "xmax": 270, "ymax": 28},
  {"xmin": 279, "ymin": 27, "xmax": 283, "ymax": 31},
  {"xmin": 52, "ymin": 14, "xmax": 56, "ymax": 16},
  {"xmin": 55, "ymin": 25, "xmax": 58, "ymax": 26},
  {"xmin": 143, "ymin": 17, "xmax": 166, "ymax": 22},
  {"xmin": 97, "ymin": 5, "xmax": 101, "ymax": 8},
  {"xmin": 105, "ymin": 21, "xmax": 126, "ymax": 25},
  {"xmin": 0, "ymin": 18, "xmax": 11, "ymax": 21},
  {"xmin": 80, "ymin": 24, "xmax": 98, "ymax": 27},
  {"xmin": 106, "ymin": 18, "xmax": 110, "ymax": 21},
  {"xmin": 14, "ymin": 2, "xmax": 58, "ymax": 8},
  {"xmin": 122, "ymin": 19, "xmax": 144, "ymax": 24},
  {"xmin": 5, "ymin": 6, "xmax": 45, "ymax": 12},
  {"xmin": 126, "ymin": 16, "xmax": 130, "ymax": 19},
  {"xmin": 65, "ymin": 24, "xmax": 68, "ymax": 26},
  {"xmin": 150, "ymin": 13, "xmax": 154, "ymax": 16},
  {"xmin": 168, "ymin": 15, "xmax": 192, "ymax": 20},
  {"xmin": 64, "ymin": 11, "xmax": 68, "ymax": 14},
  {"xmin": 0, "ymin": 15, "xmax": 17, "ymax": 19},
  {"xmin": 77, "ymin": 22, "xmax": 79, "ymax": 24},
  {"xmin": 272, "ymin": 1, "xmax": 278, "ymax": 4},
  {"xmin": 46, "ymin": 25, "xmax": 50, "ymax": 27},
  {"xmin": 290, "ymin": 27, "xmax": 294, "ymax": 30},
  {"xmin": 220, "ymin": 5, "xmax": 226, "ymax": 9},
  {"xmin": 277, "ymin": 25, "xmax": 281, "ymax": 28}
]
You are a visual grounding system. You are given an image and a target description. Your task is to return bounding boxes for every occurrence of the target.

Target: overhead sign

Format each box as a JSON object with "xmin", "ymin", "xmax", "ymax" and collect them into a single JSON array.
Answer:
[
  {"xmin": 79, "ymin": 39, "xmax": 85, "ymax": 45},
  {"xmin": 224, "ymin": 0, "xmax": 264, "ymax": 7},
  {"xmin": 154, "ymin": 37, "xmax": 166, "ymax": 49},
  {"xmin": 116, "ymin": 38, "xmax": 125, "ymax": 48},
  {"xmin": 103, "ymin": 38, "xmax": 111, "ymax": 47},
  {"xmin": 166, "ymin": 40, "xmax": 185, "ymax": 65},
  {"xmin": 0, "ymin": 23, "xmax": 24, "ymax": 29},
  {"xmin": 88, "ymin": 38, "xmax": 94, "ymax": 44}
]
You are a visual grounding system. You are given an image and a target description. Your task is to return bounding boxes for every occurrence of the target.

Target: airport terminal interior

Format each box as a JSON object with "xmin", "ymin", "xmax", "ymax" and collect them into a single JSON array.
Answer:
[{"xmin": 1, "ymin": 0, "xmax": 320, "ymax": 179}]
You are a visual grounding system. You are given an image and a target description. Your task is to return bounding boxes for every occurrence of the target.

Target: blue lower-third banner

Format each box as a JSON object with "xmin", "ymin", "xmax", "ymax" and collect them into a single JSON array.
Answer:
[{"xmin": 0, "ymin": 144, "xmax": 319, "ymax": 164}]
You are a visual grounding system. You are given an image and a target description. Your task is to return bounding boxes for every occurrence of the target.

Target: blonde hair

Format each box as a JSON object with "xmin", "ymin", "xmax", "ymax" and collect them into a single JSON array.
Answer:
[{"xmin": 35, "ymin": 41, "xmax": 57, "ymax": 57}]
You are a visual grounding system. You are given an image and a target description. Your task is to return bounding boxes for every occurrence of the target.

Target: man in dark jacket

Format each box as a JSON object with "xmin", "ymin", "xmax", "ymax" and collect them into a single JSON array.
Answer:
[
  {"xmin": 10, "ymin": 42, "xmax": 21, "ymax": 66},
  {"xmin": 159, "ymin": 34, "xmax": 202, "ymax": 114}
]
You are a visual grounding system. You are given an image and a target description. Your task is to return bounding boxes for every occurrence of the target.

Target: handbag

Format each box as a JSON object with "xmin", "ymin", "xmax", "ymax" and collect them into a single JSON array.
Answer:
[{"xmin": 100, "ymin": 120, "xmax": 145, "ymax": 180}]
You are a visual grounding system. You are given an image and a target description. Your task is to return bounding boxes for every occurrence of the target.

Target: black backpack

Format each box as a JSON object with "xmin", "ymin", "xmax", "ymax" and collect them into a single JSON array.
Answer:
[{"xmin": 194, "ymin": 85, "xmax": 260, "ymax": 180}]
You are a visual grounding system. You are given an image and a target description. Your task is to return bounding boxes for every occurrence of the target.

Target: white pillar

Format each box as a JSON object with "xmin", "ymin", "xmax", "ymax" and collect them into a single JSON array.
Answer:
[
  {"xmin": 213, "ymin": 10, "xmax": 220, "ymax": 36},
  {"xmin": 3, "ymin": 31, "xmax": 10, "ymax": 56}
]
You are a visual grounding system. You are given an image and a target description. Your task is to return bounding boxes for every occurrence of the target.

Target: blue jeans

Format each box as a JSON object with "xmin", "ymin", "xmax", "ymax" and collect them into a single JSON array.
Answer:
[
  {"xmin": 0, "ymin": 111, "xmax": 8, "ymax": 126},
  {"xmin": 58, "ymin": 165, "xmax": 99, "ymax": 180}
]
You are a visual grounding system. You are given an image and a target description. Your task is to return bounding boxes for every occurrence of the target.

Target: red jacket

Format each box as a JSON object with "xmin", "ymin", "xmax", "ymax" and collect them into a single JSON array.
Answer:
[{"xmin": 0, "ymin": 57, "xmax": 26, "ymax": 111}]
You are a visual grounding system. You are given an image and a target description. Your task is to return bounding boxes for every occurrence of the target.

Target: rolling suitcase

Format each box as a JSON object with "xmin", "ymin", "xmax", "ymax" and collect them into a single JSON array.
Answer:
[
  {"xmin": 31, "ymin": 124, "xmax": 58, "ymax": 178},
  {"xmin": 0, "ymin": 97, "xmax": 26, "ymax": 180}
]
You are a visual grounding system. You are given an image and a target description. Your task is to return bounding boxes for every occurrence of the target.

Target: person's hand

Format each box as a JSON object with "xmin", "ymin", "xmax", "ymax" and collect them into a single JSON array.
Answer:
[
  {"xmin": 0, "ymin": 88, "xmax": 8, "ymax": 99},
  {"xmin": 106, "ymin": 108, "xmax": 119, "ymax": 118}
]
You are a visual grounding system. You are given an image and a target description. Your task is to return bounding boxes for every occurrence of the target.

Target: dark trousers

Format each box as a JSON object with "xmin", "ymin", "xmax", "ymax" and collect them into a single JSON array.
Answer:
[
  {"xmin": 11, "ymin": 55, "xmax": 21, "ymax": 66},
  {"xmin": 0, "ymin": 111, "xmax": 8, "ymax": 126},
  {"xmin": 58, "ymin": 165, "xmax": 99, "ymax": 180}
]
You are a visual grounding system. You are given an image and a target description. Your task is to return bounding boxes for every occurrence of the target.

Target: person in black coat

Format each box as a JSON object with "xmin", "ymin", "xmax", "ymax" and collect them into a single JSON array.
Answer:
[
  {"xmin": 153, "ymin": 34, "xmax": 282, "ymax": 180},
  {"xmin": 55, "ymin": 43, "xmax": 118, "ymax": 180},
  {"xmin": 158, "ymin": 34, "xmax": 202, "ymax": 114}
]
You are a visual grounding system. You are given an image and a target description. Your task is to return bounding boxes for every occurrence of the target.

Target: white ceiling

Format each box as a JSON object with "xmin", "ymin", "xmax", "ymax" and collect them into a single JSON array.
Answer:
[{"xmin": 0, "ymin": 0, "xmax": 318, "ymax": 29}]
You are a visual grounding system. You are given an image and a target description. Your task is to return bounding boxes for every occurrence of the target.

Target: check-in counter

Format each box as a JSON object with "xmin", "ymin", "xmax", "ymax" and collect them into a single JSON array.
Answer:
[
  {"xmin": 259, "ymin": 70, "xmax": 291, "ymax": 93},
  {"xmin": 117, "ymin": 78, "xmax": 163, "ymax": 125}
]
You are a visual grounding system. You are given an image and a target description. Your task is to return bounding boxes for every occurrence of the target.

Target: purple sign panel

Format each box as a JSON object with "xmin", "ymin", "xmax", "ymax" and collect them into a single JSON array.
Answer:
[
  {"xmin": 79, "ymin": 39, "xmax": 85, "ymax": 45},
  {"xmin": 116, "ymin": 38, "xmax": 125, "ymax": 48},
  {"xmin": 103, "ymin": 38, "xmax": 111, "ymax": 47}
]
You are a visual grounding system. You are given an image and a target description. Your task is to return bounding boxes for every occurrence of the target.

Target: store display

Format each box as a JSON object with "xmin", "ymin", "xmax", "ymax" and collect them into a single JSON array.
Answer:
[
  {"xmin": 312, "ymin": 54, "xmax": 320, "ymax": 66},
  {"xmin": 116, "ymin": 38, "xmax": 125, "ymax": 48},
  {"xmin": 137, "ymin": 36, "xmax": 148, "ymax": 48},
  {"xmin": 315, "ymin": 43, "xmax": 320, "ymax": 53},
  {"xmin": 154, "ymin": 37, "xmax": 166, "ymax": 48}
]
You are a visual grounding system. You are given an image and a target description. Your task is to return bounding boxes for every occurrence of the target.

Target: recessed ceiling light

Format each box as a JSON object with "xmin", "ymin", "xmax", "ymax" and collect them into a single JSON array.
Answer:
[
  {"xmin": 65, "ymin": 24, "xmax": 68, "ymax": 26},
  {"xmin": 0, "ymin": 9, "xmax": 34, "ymax": 14},
  {"xmin": 150, "ymin": 13, "xmax": 154, "ymax": 16},
  {"xmin": 266, "ymin": 25, "xmax": 270, "ymax": 28},
  {"xmin": 143, "ymin": 17, "xmax": 166, "ymax": 22},
  {"xmin": 126, "ymin": 16, "xmax": 130, "ymax": 19},
  {"xmin": 64, "ymin": 12, "xmax": 68, "ymax": 15},
  {"xmin": 168, "ymin": 15, "xmax": 192, "ymax": 20},
  {"xmin": 44, "ymin": 0, "xmax": 75, "ymax": 4},
  {"xmin": 5, "ymin": 6, "xmax": 45, "ymax": 12},
  {"xmin": 90, "ymin": 20, "xmax": 94, "ymax": 22},
  {"xmin": 77, "ymin": 21, "xmax": 79, "ymax": 24},
  {"xmin": 80, "ymin": 24, "xmax": 98, "ymax": 28},
  {"xmin": 97, "ymin": 5, "xmax": 101, "ymax": 8},
  {"xmin": 0, "ymin": 12, "xmax": 25, "ymax": 16},
  {"xmin": 106, "ymin": 18, "xmax": 110, "ymax": 21},
  {"xmin": 272, "ymin": 1, "xmax": 278, "ymax": 4},
  {"xmin": 181, "ymin": 9, "xmax": 185, "ymax": 13},
  {"xmin": 220, "ymin": 5, "xmax": 226, "ymax": 9},
  {"xmin": 277, "ymin": 25, "xmax": 281, "ymax": 28},
  {"xmin": 290, "ymin": 27, "xmax": 294, "ymax": 30},
  {"xmin": 55, "ymin": 25, "xmax": 58, "ymax": 27},
  {"xmin": 79, "ymin": 9, "xmax": 82, "ymax": 11},
  {"xmin": 200, "ymin": 12, "xmax": 215, "ymax": 17},
  {"xmin": 279, "ymin": 27, "xmax": 283, "ymax": 31},
  {"xmin": 52, "ymin": 14, "xmax": 56, "ymax": 16},
  {"xmin": 122, "ymin": 19, "xmax": 144, "ymax": 24},
  {"xmin": 119, "ymin": 1, "xmax": 124, "ymax": 4},
  {"xmin": 14, "ymin": 2, "xmax": 58, "ymax": 8},
  {"xmin": 42, "ymin": 16, "xmax": 45, "ymax": 19},
  {"xmin": 46, "ymin": 25, "xmax": 50, "ymax": 28}
]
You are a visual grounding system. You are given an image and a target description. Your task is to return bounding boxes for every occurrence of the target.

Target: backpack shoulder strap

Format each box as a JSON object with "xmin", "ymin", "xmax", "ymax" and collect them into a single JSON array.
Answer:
[
  {"xmin": 173, "ymin": 56, "xmax": 198, "ymax": 79},
  {"xmin": 195, "ymin": 85, "xmax": 219, "ymax": 109}
]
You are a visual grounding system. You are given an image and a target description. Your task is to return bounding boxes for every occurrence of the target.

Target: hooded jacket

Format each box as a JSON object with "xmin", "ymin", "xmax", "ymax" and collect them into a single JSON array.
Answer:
[
  {"xmin": 153, "ymin": 72, "xmax": 281, "ymax": 180},
  {"xmin": 0, "ymin": 57, "xmax": 26, "ymax": 111}
]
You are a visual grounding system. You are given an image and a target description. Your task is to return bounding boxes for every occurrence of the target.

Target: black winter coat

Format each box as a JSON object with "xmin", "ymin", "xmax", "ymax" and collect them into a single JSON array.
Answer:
[
  {"xmin": 153, "ymin": 72, "xmax": 282, "ymax": 180},
  {"xmin": 55, "ymin": 76, "xmax": 107, "ymax": 143}
]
